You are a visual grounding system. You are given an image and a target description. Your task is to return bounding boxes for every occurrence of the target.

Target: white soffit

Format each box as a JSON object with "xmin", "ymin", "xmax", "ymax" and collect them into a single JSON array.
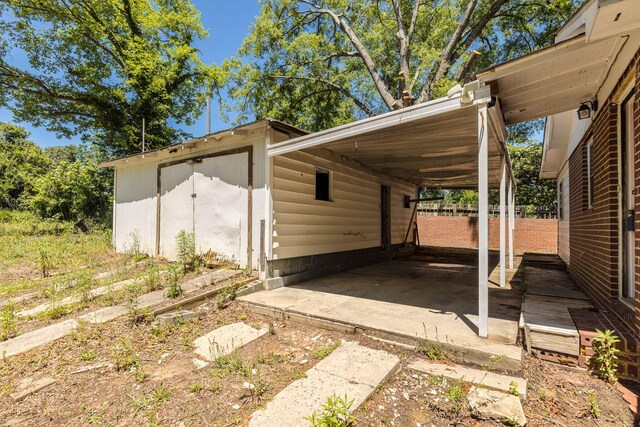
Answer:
[
  {"xmin": 477, "ymin": 34, "xmax": 624, "ymax": 125},
  {"xmin": 588, "ymin": 0, "xmax": 640, "ymax": 42}
]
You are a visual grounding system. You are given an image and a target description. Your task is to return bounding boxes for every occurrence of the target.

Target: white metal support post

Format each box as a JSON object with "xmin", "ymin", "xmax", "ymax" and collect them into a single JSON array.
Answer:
[
  {"xmin": 508, "ymin": 178, "xmax": 515, "ymax": 269},
  {"xmin": 499, "ymin": 155, "xmax": 506, "ymax": 288},
  {"xmin": 478, "ymin": 104, "xmax": 489, "ymax": 338}
]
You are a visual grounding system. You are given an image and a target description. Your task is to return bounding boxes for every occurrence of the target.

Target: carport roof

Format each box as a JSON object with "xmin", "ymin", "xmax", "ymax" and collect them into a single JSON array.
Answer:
[
  {"xmin": 476, "ymin": 33, "xmax": 626, "ymax": 125},
  {"xmin": 267, "ymin": 88, "xmax": 510, "ymax": 189}
]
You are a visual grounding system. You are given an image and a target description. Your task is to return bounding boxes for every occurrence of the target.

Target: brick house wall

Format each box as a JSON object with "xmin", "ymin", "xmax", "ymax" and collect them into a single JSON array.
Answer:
[
  {"xmin": 417, "ymin": 216, "xmax": 557, "ymax": 254},
  {"xmin": 567, "ymin": 50, "xmax": 640, "ymax": 381}
]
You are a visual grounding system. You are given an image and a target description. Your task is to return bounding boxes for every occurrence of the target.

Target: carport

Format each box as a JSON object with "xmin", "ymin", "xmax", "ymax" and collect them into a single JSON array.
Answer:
[{"xmin": 264, "ymin": 85, "xmax": 516, "ymax": 339}]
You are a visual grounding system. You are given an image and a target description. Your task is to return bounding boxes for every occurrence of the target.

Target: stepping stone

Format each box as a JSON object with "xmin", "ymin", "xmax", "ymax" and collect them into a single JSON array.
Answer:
[
  {"xmin": 156, "ymin": 310, "xmax": 197, "ymax": 326},
  {"xmin": 409, "ymin": 359, "xmax": 527, "ymax": 398},
  {"xmin": 182, "ymin": 269, "xmax": 237, "ymax": 293},
  {"xmin": 193, "ymin": 322, "xmax": 268, "ymax": 362},
  {"xmin": 10, "ymin": 376, "xmax": 56, "ymax": 401},
  {"xmin": 78, "ymin": 306, "xmax": 129, "ymax": 324},
  {"xmin": 249, "ymin": 341, "xmax": 400, "ymax": 427},
  {"xmin": 0, "ymin": 293, "xmax": 34, "ymax": 309},
  {"xmin": 0, "ymin": 319, "xmax": 78, "ymax": 358},
  {"xmin": 136, "ymin": 290, "xmax": 167, "ymax": 308},
  {"xmin": 467, "ymin": 386, "xmax": 526, "ymax": 426}
]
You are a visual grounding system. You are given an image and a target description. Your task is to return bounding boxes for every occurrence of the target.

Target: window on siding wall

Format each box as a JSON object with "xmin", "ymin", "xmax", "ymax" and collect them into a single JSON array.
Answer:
[
  {"xmin": 587, "ymin": 140, "xmax": 594, "ymax": 209},
  {"xmin": 315, "ymin": 169, "xmax": 331, "ymax": 201}
]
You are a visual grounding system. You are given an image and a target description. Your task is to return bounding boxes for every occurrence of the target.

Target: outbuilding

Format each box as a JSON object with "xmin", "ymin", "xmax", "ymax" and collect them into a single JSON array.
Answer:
[{"xmin": 101, "ymin": 86, "xmax": 515, "ymax": 340}]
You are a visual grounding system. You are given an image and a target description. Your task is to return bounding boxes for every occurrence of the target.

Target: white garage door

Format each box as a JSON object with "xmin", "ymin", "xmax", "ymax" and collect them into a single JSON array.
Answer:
[{"xmin": 159, "ymin": 152, "xmax": 249, "ymax": 266}]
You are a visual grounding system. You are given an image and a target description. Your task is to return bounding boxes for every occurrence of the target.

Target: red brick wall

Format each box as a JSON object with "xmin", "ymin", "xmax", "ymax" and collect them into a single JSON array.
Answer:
[
  {"xmin": 416, "ymin": 216, "xmax": 557, "ymax": 254},
  {"xmin": 567, "ymin": 51, "xmax": 639, "ymax": 343}
]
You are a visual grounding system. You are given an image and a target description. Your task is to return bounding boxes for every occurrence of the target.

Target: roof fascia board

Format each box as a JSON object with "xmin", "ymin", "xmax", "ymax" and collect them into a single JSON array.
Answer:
[
  {"xmin": 487, "ymin": 102, "xmax": 516, "ymax": 190},
  {"xmin": 557, "ymin": 0, "xmax": 596, "ymax": 40},
  {"xmin": 99, "ymin": 119, "xmax": 275, "ymax": 168},
  {"xmin": 267, "ymin": 93, "xmax": 488, "ymax": 158}
]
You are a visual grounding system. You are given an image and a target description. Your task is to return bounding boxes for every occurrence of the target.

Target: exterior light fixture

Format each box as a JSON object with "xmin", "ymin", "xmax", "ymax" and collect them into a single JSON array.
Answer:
[{"xmin": 577, "ymin": 100, "xmax": 598, "ymax": 120}]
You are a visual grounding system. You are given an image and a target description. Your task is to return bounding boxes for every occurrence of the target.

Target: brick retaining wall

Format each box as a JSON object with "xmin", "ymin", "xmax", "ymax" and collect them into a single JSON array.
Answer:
[{"xmin": 417, "ymin": 216, "xmax": 558, "ymax": 255}]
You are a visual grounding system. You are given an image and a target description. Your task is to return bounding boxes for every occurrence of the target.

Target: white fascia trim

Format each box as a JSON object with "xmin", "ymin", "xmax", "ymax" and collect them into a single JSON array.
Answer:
[
  {"xmin": 540, "ymin": 116, "xmax": 553, "ymax": 179},
  {"xmin": 267, "ymin": 91, "xmax": 487, "ymax": 157}
]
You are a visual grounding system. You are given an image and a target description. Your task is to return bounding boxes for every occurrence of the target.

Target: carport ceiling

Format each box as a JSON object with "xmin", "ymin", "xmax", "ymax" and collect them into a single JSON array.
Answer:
[
  {"xmin": 268, "ymin": 95, "xmax": 507, "ymax": 189},
  {"xmin": 477, "ymin": 33, "xmax": 625, "ymax": 125},
  {"xmin": 314, "ymin": 108, "xmax": 502, "ymax": 189}
]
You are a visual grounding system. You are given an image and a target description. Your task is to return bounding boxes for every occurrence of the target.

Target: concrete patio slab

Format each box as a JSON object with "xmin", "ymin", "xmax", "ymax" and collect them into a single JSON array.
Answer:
[
  {"xmin": 193, "ymin": 322, "xmax": 268, "ymax": 361},
  {"xmin": 249, "ymin": 342, "xmax": 399, "ymax": 427},
  {"xmin": 239, "ymin": 260, "xmax": 522, "ymax": 371}
]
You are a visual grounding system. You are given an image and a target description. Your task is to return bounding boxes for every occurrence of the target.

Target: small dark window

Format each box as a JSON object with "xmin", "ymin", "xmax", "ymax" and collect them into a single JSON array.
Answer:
[
  {"xmin": 315, "ymin": 169, "xmax": 331, "ymax": 201},
  {"xmin": 403, "ymin": 195, "xmax": 411, "ymax": 208}
]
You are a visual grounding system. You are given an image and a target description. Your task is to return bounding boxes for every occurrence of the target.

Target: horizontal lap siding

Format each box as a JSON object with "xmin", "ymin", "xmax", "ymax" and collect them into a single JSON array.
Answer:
[{"xmin": 272, "ymin": 151, "xmax": 415, "ymax": 259}]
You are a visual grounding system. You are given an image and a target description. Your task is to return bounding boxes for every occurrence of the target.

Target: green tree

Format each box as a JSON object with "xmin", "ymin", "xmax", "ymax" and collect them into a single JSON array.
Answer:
[
  {"xmin": 0, "ymin": 122, "xmax": 50, "ymax": 209},
  {"xmin": 225, "ymin": 0, "xmax": 578, "ymax": 131},
  {"xmin": 25, "ymin": 159, "xmax": 112, "ymax": 224},
  {"xmin": 509, "ymin": 142, "xmax": 555, "ymax": 207},
  {"xmin": 0, "ymin": 0, "xmax": 220, "ymax": 156}
]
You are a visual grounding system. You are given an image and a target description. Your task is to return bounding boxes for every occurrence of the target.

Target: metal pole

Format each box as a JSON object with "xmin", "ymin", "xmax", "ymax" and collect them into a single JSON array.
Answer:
[
  {"xmin": 508, "ymin": 179, "xmax": 515, "ymax": 269},
  {"xmin": 142, "ymin": 117, "xmax": 145, "ymax": 153},
  {"xmin": 499, "ymin": 155, "xmax": 506, "ymax": 288},
  {"xmin": 478, "ymin": 104, "xmax": 489, "ymax": 339},
  {"xmin": 206, "ymin": 97, "xmax": 211, "ymax": 135}
]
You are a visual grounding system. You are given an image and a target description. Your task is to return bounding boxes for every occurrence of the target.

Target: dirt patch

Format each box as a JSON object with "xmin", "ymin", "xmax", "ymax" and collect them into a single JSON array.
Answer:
[
  {"xmin": 0, "ymin": 301, "xmax": 355, "ymax": 426},
  {"xmin": 0, "ymin": 297, "xmax": 634, "ymax": 426},
  {"xmin": 522, "ymin": 354, "xmax": 633, "ymax": 426}
]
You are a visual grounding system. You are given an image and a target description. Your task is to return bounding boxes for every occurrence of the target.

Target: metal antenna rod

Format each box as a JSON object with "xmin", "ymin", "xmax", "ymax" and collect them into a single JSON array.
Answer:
[{"xmin": 206, "ymin": 97, "xmax": 211, "ymax": 135}]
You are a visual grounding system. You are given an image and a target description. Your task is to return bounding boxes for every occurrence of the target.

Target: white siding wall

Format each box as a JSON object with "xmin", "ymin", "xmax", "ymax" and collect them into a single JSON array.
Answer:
[
  {"xmin": 112, "ymin": 131, "xmax": 269, "ymax": 270},
  {"xmin": 271, "ymin": 150, "xmax": 416, "ymax": 259},
  {"xmin": 557, "ymin": 165, "xmax": 570, "ymax": 265},
  {"xmin": 113, "ymin": 163, "xmax": 158, "ymax": 255}
]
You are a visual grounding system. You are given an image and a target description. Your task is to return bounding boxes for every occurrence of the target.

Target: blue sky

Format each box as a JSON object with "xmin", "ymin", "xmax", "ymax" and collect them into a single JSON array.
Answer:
[{"xmin": 0, "ymin": 0, "xmax": 262, "ymax": 148}]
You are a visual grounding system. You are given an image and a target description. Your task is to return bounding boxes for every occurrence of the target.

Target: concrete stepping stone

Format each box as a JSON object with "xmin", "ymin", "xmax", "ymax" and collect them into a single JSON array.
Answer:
[
  {"xmin": 249, "ymin": 341, "xmax": 400, "ymax": 427},
  {"xmin": 78, "ymin": 306, "xmax": 129, "ymax": 324},
  {"xmin": 193, "ymin": 322, "xmax": 268, "ymax": 362},
  {"xmin": 156, "ymin": 310, "xmax": 197, "ymax": 326},
  {"xmin": 10, "ymin": 376, "xmax": 56, "ymax": 401},
  {"xmin": 0, "ymin": 293, "xmax": 35, "ymax": 310},
  {"xmin": 467, "ymin": 386, "xmax": 526, "ymax": 426},
  {"xmin": 0, "ymin": 319, "xmax": 78, "ymax": 358},
  {"xmin": 2, "ymin": 269, "xmax": 239, "ymax": 359},
  {"xmin": 18, "ymin": 276, "xmax": 143, "ymax": 318},
  {"xmin": 409, "ymin": 359, "xmax": 527, "ymax": 398},
  {"xmin": 182, "ymin": 269, "xmax": 237, "ymax": 293}
]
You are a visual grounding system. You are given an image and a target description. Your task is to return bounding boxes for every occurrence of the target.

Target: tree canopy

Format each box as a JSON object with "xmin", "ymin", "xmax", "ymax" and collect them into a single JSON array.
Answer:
[
  {"xmin": 225, "ymin": 0, "xmax": 578, "ymax": 131},
  {"xmin": 0, "ymin": 0, "xmax": 220, "ymax": 156},
  {"xmin": 0, "ymin": 122, "xmax": 112, "ymax": 224}
]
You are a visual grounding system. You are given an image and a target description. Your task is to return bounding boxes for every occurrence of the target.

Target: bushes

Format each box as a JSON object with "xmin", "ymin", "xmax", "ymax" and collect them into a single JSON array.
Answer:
[
  {"xmin": 0, "ymin": 123, "xmax": 113, "ymax": 227},
  {"xmin": 26, "ymin": 160, "xmax": 112, "ymax": 225}
]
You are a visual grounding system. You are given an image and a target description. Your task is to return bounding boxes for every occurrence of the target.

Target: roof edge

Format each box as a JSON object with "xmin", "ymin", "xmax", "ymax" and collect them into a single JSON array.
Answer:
[{"xmin": 99, "ymin": 118, "xmax": 307, "ymax": 168}]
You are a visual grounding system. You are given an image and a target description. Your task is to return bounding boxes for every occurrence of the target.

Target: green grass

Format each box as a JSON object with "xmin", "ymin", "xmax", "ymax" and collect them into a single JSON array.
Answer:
[
  {"xmin": 313, "ymin": 341, "xmax": 340, "ymax": 360},
  {"xmin": 0, "ymin": 210, "xmax": 115, "ymax": 298}
]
